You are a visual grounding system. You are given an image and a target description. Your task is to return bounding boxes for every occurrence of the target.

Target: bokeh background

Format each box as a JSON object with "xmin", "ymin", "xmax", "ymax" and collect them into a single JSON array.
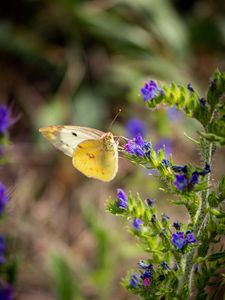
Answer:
[{"xmin": 1, "ymin": 0, "xmax": 225, "ymax": 299}]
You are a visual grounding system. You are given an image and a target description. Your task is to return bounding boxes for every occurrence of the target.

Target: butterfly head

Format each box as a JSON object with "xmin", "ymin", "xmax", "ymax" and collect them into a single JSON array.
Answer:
[{"xmin": 101, "ymin": 132, "xmax": 116, "ymax": 151}]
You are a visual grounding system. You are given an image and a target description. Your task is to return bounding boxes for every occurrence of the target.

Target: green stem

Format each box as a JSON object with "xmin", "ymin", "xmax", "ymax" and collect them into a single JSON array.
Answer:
[{"xmin": 178, "ymin": 141, "xmax": 213, "ymax": 298}]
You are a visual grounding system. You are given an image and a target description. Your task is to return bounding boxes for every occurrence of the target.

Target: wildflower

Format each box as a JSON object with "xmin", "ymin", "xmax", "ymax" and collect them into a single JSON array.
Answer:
[
  {"xmin": 126, "ymin": 118, "xmax": 146, "ymax": 138},
  {"xmin": 117, "ymin": 188, "xmax": 128, "ymax": 209},
  {"xmin": 151, "ymin": 214, "xmax": 156, "ymax": 223},
  {"xmin": 199, "ymin": 163, "xmax": 211, "ymax": 176},
  {"xmin": 0, "ymin": 105, "xmax": 10, "ymax": 134},
  {"xmin": 185, "ymin": 231, "xmax": 196, "ymax": 244},
  {"xmin": 187, "ymin": 83, "xmax": 194, "ymax": 92},
  {"xmin": 141, "ymin": 270, "xmax": 152, "ymax": 287},
  {"xmin": 210, "ymin": 79, "xmax": 216, "ymax": 90},
  {"xmin": 162, "ymin": 159, "xmax": 170, "ymax": 168},
  {"xmin": 140, "ymin": 80, "xmax": 163, "ymax": 102},
  {"xmin": 172, "ymin": 165, "xmax": 188, "ymax": 173},
  {"xmin": 146, "ymin": 198, "xmax": 155, "ymax": 207},
  {"xmin": 125, "ymin": 134, "xmax": 152, "ymax": 158},
  {"xmin": 173, "ymin": 174, "xmax": 188, "ymax": 192},
  {"xmin": 0, "ymin": 283, "xmax": 13, "ymax": 300},
  {"xmin": 138, "ymin": 261, "xmax": 153, "ymax": 270},
  {"xmin": 173, "ymin": 221, "xmax": 181, "ymax": 231},
  {"xmin": 161, "ymin": 261, "xmax": 170, "ymax": 270},
  {"xmin": 130, "ymin": 274, "xmax": 140, "ymax": 288},
  {"xmin": 162, "ymin": 213, "xmax": 170, "ymax": 221},
  {"xmin": 133, "ymin": 218, "xmax": 144, "ymax": 230},
  {"xmin": 171, "ymin": 232, "xmax": 186, "ymax": 250},
  {"xmin": 0, "ymin": 183, "xmax": 9, "ymax": 214},
  {"xmin": 188, "ymin": 172, "xmax": 199, "ymax": 189},
  {"xmin": 199, "ymin": 98, "xmax": 206, "ymax": 106}
]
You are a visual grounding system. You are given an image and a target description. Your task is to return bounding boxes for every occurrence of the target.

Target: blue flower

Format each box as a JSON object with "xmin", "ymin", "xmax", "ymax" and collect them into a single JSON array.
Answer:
[
  {"xmin": 129, "ymin": 274, "xmax": 140, "ymax": 288},
  {"xmin": 0, "ymin": 183, "xmax": 9, "ymax": 214},
  {"xmin": 133, "ymin": 218, "xmax": 144, "ymax": 230},
  {"xmin": 125, "ymin": 134, "xmax": 152, "ymax": 158},
  {"xmin": 199, "ymin": 164, "xmax": 211, "ymax": 176},
  {"xmin": 140, "ymin": 80, "xmax": 163, "ymax": 102},
  {"xmin": 138, "ymin": 261, "xmax": 153, "ymax": 270},
  {"xmin": 172, "ymin": 165, "xmax": 188, "ymax": 173},
  {"xmin": 0, "ymin": 283, "xmax": 13, "ymax": 300},
  {"xmin": 187, "ymin": 83, "xmax": 194, "ymax": 92},
  {"xmin": 173, "ymin": 174, "xmax": 188, "ymax": 192},
  {"xmin": 161, "ymin": 261, "xmax": 170, "ymax": 270},
  {"xmin": 171, "ymin": 232, "xmax": 186, "ymax": 250},
  {"xmin": 146, "ymin": 198, "xmax": 155, "ymax": 207},
  {"xmin": 162, "ymin": 159, "xmax": 170, "ymax": 168},
  {"xmin": 126, "ymin": 118, "xmax": 146, "ymax": 138},
  {"xmin": 185, "ymin": 232, "xmax": 196, "ymax": 244},
  {"xmin": 0, "ymin": 105, "xmax": 10, "ymax": 134},
  {"xmin": 188, "ymin": 172, "xmax": 199, "ymax": 189},
  {"xmin": 0, "ymin": 236, "xmax": 5, "ymax": 264},
  {"xmin": 141, "ymin": 270, "xmax": 152, "ymax": 286},
  {"xmin": 173, "ymin": 221, "xmax": 181, "ymax": 231},
  {"xmin": 117, "ymin": 188, "xmax": 128, "ymax": 209},
  {"xmin": 151, "ymin": 214, "xmax": 156, "ymax": 223},
  {"xmin": 199, "ymin": 98, "xmax": 206, "ymax": 106}
]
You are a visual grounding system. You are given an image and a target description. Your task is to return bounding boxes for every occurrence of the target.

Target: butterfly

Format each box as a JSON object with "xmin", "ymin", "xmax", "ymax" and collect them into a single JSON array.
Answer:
[{"xmin": 39, "ymin": 125, "xmax": 118, "ymax": 182}]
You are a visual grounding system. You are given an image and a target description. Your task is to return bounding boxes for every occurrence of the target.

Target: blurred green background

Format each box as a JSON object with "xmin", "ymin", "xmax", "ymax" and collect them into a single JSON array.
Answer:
[{"xmin": 1, "ymin": 0, "xmax": 225, "ymax": 299}]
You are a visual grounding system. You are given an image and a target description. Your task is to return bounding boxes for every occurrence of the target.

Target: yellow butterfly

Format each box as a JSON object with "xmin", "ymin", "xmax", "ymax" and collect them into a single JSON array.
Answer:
[{"xmin": 39, "ymin": 125, "xmax": 118, "ymax": 182}]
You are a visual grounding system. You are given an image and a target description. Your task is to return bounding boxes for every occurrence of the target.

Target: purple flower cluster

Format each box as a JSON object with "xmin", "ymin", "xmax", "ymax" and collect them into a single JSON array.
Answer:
[
  {"xmin": 0, "ymin": 105, "xmax": 10, "ymax": 134},
  {"xmin": 125, "ymin": 134, "xmax": 151, "ymax": 157},
  {"xmin": 117, "ymin": 188, "xmax": 128, "ymax": 210},
  {"xmin": 140, "ymin": 80, "xmax": 163, "ymax": 102},
  {"xmin": 130, "ymin": 261, "xmax": 153, "ymax": 288},
  {"xmin": 171, "ymin": 231, "xmax": 196, "ymax": 250},
  {"xmin": 126, "ymin": 118, "xmax": 146, "ymax": 138},
  {"xmin": 173, "ymin": 164, "xmax": 211, "ymax": 192},
  {"xmin": 0, "ymin": 183, "xmax": 9, "ymax": 214}
]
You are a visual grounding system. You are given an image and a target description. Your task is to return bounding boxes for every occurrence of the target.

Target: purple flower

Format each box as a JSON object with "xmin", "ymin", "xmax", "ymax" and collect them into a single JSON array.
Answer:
[
  {"xmin": 138, "ymin": 261, "xmax": 153, "ymax": 270},
  {"xmin": 161, "ymin": 261, "xmax": 170, "ymax": 270},
  {"xmin": 140, "ymin": 80, "xmax": 163, "ymax": 102},
  {"xmin": 141, "ymin": 271, "xmax": 152, "ymax": 287},
  {"xmin": 173, "ymin": 221, "xmax": 181, "ymax": 231},
  {"xmin": 173, "ymin": 174, "xmax": 188, "ymax": 192},
  {"xmin": 188, "ymin": 172, "xmax": 199, "ymax": 188},
  {"xmin": 171, "ymin": 232, "xmax": 186, "ymax": 250},
  {"xmin": 133, "ymin": 218, "xmax": 144, "ymax": 230},
  {"xmin": 129, "ymin": 274, "xmax": 140, "ymax": 288},
  {"xmin": 0, "ymin": 105, "xmax": 10, "ymax": 134},
  {"xmin": 199, "ymin": 164, "xmax": 211, "ymax": 176},
  {"xmin": 151, "ymin": 214, "xmax": 156, "ymax": 223},
  {"xmin": 187, "ymin": 83, "xmax": 194, "ymax": 92},
  {"xmin": 0, "ymin": 283, "xmax": 13, "ymax": 300},
  {"xmin": 172, "ymin": 165, "xmax": 188, "ymax": 173},
  {"xmin": 162, "ymin": 159, "xmax": 170, "ymax": 168},
  {"xmin": 134, "ymin": 134, "xmax": 145, "ymax": 147},
  {"xmin": 199, "ymin": 98, "xmax": 206, "ymax": 106},
  {"xmin": 185, "ymin": 232, "xmax": 196, "ymax": 244},
  {"xmin": 0, "ymin": 183, "xmax": 9, "ymax": 214},
  {"xmin": 0, "ymin": 235, "xmax": 5, "ymax": 264},
  {"xmin": 126, "ymin": 118, "xmax": 147, "ymax": 138},
  {"xmin": 146, "ymin": 198, "xmax": 155, "ymax": 207},
  {"xmin": 117, "ymin": 188, "xmax": 128, "ymax": 209},
  {"xmin": 125, "ymin": 134, "xmax": 152, "ymax": 158}
]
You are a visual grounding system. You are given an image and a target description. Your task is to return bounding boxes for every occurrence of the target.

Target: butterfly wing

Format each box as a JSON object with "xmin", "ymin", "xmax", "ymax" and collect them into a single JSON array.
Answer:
[
  {"xmin": 39, "ymin": 125, "xmax": 103, "ymax": 157},
  {"xmin": 72, "ymin": 138, "xmax": 118, "ymax": 182}
]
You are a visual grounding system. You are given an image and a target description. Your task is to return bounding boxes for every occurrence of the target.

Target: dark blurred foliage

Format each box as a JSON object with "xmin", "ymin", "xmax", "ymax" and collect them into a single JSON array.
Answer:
[{"xmin": 0, "ymin": 0, "xmax": 225, "ymax": 299}]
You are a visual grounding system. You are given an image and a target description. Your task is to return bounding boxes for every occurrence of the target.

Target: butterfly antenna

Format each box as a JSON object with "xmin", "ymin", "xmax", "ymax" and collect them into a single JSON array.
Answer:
[{"xmin": 108, "ymin": 108, "xmax": 122, "ymax": 132}]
